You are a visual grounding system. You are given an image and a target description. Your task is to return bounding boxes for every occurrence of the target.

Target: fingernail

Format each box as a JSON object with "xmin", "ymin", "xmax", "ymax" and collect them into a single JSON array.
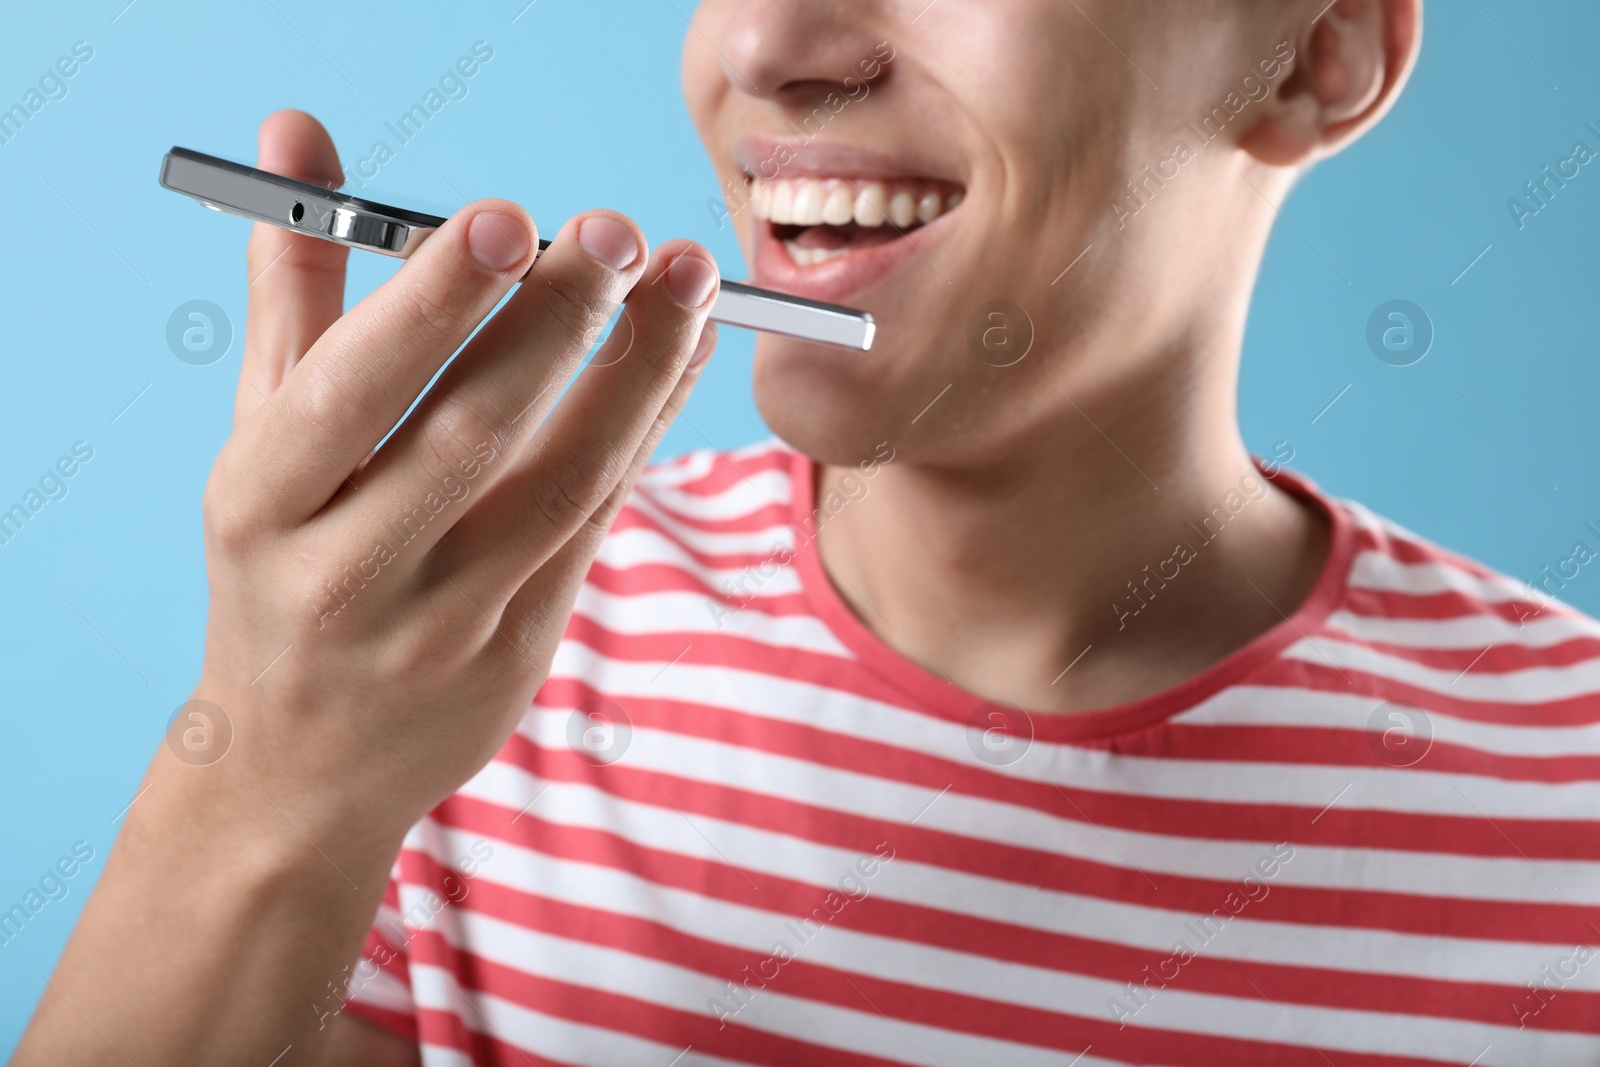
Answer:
[
  {"xmin": 577, "ymin": 215, "xmax": 639, "ymax": 271},
  {"xmin": 689, "ymin": 323, "xmax": 717, "ymax": 367},
  {"xmin": 468, "ymin": 212, "xmax": 532, "ymax": 272},
  {"xmin": 666, "ymin": 253, "xmax": 718, "ymax": 308}
]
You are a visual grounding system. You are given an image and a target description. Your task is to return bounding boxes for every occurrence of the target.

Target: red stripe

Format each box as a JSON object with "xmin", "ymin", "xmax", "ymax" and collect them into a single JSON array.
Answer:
[
  {"xmin": 349, "ymin": 448, "xmax": 1600, "ymax": 1063},
  {"xmin": 411, "ymin": 807, "xmax": 1600, "ymax": 1038},
  {"xmin": 528, "ymin": 680, "xmax": 1600, "ymax": 861},
  {"xmin": 1320, "ymin": 626, "xmax": 1600, "ymax": 672},
  {"xmin": 1349, "ymin": 525, "xmax": 1506, "ymax": 581},
  {"xmin": 404, "ymin": 920, "xmax": 918, "ymax": 1067},
  {"xmin": 1341, "ymin": 585, "xmax": 1552, "ymax": 624},
  {"xmin": 580, "ymin": 561, "xmax": 819, "ymax": 622},
  {"xmin": 399, "ymin": 848, "xmax": 1465, "ymax": 1066},
  {"xmin": 473, "ymin": 742, "xmax": 1600, "ymax": 947},
  {"xmin": 645, "ymin": 445, "xmax": 795, "ymax": 497},
  {"xmin": 1247, "ymin": 655, "xmax": 1600, "ymax": 725},
  {"xmin": 341, "ymin": 1000, "xmax": 419, "ymax": 1046},
  {"xmin": 631, "ymin": 492, "xmax": 793, "ymax": 536},
  {"xmin": 1149, "ymin": 723, "xmax": 1600, "ymax": 782},
  {"xmin": 608, "ymin": 508, "xmax": 787, "ymax": 565}
]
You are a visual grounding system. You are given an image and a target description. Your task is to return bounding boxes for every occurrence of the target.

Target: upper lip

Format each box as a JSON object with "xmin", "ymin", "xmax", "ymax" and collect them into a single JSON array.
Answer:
[{"xmin": 734, "ymin": 135, "xmax": 966, "ymax": 187}]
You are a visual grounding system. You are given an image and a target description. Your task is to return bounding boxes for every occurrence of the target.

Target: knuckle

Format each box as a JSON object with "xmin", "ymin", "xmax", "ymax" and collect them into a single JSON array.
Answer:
[
  {"xmin": 419, "ymin": 396, "xmax": 500, "ymax": 481},
  {"xmin": 401, "ymin": 279, "xmax": 474, "ymax": 350},
  {"xmin": 201, "ymin": 471, "xmax": 266, "ymax": 555},
  {"xmin": 290, "ymin": 570, "xmax": 345, "ymax": 632},
  {"xmin": 289, "ymin": 358, "xmax": 383, "ymax": 447},
  {"xmin": 496, "ymin": 602, "xmax": 558, "ymax": 665},
  {"xmin": 384, "ymin": 622, "xmax": 469, "ymax": 680},
  {"xmin": 290, "ymin": 365, "xmax": 346, "ymax": 430},
  {"xmin": 530, "ymin": 473, "xmax": 589, "ymax": 531},
  {"xmin": 634, "ymin": 328, "xmax": 691, "ymax": 380},
  {"xmin": 531, "ymin": 449, "xmax": 613, "ymax": 531}
]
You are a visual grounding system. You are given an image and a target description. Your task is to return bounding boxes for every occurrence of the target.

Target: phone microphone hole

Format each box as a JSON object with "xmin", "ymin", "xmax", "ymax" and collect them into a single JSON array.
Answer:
[{"xmin": 291, "ymin": 201, "xmax": 304, "ymax": 224}]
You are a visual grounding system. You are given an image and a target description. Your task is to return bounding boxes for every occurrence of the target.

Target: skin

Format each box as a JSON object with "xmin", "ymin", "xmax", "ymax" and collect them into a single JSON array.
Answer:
[
  {"xmin": 15, "ymin": 0, "xmax": 1419, "ymax": 1063},
  {"xmin": 688, "ymin": 0, "xmax": 1418, "ymax": 710}
]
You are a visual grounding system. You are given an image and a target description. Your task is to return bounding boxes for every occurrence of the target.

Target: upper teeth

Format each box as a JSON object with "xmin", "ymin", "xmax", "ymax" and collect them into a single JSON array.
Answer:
[{"xmin": 747, "ymin": 177, "xmax": 963, "ymax": 229}]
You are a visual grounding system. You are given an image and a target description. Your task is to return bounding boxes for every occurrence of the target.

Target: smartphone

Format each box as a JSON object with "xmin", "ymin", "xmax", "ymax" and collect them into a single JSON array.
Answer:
[{"xmin": 158, "ymin": 147, "xmax": 876, "ymax": 352}]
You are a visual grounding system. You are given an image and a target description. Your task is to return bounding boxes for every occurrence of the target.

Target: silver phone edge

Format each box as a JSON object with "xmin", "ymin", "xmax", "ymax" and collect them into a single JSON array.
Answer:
[{"xmin": 160, "ymin": 150, "xmax": 875, "ymax": 352}]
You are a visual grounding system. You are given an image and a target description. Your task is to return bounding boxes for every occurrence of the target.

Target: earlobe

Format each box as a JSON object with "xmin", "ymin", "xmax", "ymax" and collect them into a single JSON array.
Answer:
[{"xmin": 1239, "ymin": 93, "xmax": 1321, "ymax": 167}]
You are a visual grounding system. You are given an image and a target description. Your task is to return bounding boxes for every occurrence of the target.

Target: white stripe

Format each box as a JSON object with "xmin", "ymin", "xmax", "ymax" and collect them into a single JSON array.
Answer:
[
  {"xmin": 417, "ymin": 1043, "xmax": 474, "ymax": 1067},
  {"xmin": 1341, "ymin": 505, "xmax": 1594, "ymax": 627},
  {"xmin": 396, "ymin": 877, "xmax": 1133, "ymax": 1067},
  {"xmin": 550, "ymin": 642, "xmax": 1600, "ymax": 821},
  {"xmin": 1182, "ymin": 684, "xmax": 1600, "ymax": 757},
  {"xmin": 645, "ymin": 467, "xmax": 793, "ymax": 521},
  {"xmin": 1349, "ymin": 548, "xmax": 1541, "ymax": 604},
  {"xmin": 1342, "ymin": 499, "xmax": 1447, "ymax": 546},
  {"xmin": 528, "ymin": 706, "xmax": 1600, "ymax": 907},
  {"xmin": 410, "ymin": 960, "xmax": 754, "ymax": 1067},
  {"xmin": 596, "ymin": 526, "xmax": 802, "ymax": 587},
  {"xmin": 726, "ymin": 438, "xmax": 794, "ymax": 463},
  {"xmin": 345, "ymin": 964, "xmax": 413, "ymax": 1015},
  {"xmin": 627, "ymin": 493, "xmax": 795, "ymax": 556},
  {"xmin": 400, "ymin": 822, "xmax": 1578, "ymax": 1066},
  {"xmin": 457, "ymin": 763, "xmax": 1600, "ymax": 995},
  {"xmin": 638, "ymin": 448, "xmax": 718, "ymax": 489},
  {"xmin": 1283, "ymin": 634, "xmax": 1600, "ymax": 703},
  {"xmin": 1327, "ymin": 606, "xmax": 1600, "ymax": 651},
  {"xmin": 572, "ymin": 586, "xmax": 849, "ymax": 656}
]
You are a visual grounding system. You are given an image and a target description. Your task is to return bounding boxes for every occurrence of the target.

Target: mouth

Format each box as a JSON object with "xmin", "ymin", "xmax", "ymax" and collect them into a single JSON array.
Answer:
[
  {"xmin": 735, "ymin": 138, "xmax": 966, "ymax": 306},
  {"xmin": 749, "ymin": 176, "xmax": 965, "ymax": 268}
]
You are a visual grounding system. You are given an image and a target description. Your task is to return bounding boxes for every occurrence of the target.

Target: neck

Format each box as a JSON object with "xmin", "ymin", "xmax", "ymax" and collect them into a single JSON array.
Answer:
[{"xmin": 813, "ymin": 331, "xmax": 1331, "ymax": 714}]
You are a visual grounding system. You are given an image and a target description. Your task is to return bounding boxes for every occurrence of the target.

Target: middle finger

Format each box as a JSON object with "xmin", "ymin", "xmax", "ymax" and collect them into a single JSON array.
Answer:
[{"xmin": 316, "ymin": 210, "xmax": 648, "ymax": 558}]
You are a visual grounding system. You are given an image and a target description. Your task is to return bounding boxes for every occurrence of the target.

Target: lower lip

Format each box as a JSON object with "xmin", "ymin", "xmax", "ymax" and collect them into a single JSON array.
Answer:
[{"xmin": 748, "ymin": 209, "xmax": 960, "ymax": 306}]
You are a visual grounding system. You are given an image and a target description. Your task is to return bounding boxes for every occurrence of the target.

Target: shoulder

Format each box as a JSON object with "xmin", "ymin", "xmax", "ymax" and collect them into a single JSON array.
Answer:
[
  {"xmin": 548, "ymin": 436, "xmax": 852, "ymax": 692},
  {"xmin": 629, "ymin": 438, "xmax": 801, "ymax": 526},
  {"xmin": 606, "ymin": 439, "xmax": 802, "ymax": 568},
  {"xmin": 1331, "ymin": 495, "xmax": 1600, "ymax": 641},
  {"xmin": 1317, "ymin": 492, "xmax": 1600, "ymax": 711},
  {"xmin": 577, "ymin": 436, "xmax": 808, "ymax": 621}
]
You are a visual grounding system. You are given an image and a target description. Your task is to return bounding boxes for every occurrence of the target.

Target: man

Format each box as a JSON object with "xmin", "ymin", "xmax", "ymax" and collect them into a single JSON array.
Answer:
[{"xmin": 20, "ymin": 0, "xmax": 1600, "ymax": 1063}]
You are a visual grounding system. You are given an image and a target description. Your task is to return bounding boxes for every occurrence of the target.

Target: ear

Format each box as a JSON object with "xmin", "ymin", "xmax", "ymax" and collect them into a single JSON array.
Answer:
[{"xmin": 1240, "ymin": 0, "xmax": 1421, "ymax": 167}]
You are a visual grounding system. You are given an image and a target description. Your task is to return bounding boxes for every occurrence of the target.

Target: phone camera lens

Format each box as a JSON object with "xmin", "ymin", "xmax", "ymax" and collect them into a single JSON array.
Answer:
[{"xmin": 291, "ymin": 201, "xmax": 304, "ymax": 224}]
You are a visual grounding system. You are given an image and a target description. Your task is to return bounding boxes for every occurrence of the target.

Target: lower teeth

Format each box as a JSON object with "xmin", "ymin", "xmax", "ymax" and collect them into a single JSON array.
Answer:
[{"xmin": 783, "ymin": 242, "xmax": 852, "ymax": 267}]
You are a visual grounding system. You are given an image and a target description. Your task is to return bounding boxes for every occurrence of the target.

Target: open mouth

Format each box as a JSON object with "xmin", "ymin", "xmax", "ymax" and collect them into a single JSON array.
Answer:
[{"xmin": 747, "ymin": 176, "xmax": 965, "ymax": 267}]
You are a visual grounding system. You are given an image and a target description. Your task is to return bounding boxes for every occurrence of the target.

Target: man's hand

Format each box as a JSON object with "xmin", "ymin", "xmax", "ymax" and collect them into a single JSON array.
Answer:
[
  {"xmin": 208, "ymin": 108, "xmax": 718, "ymax": 843},
  {"xmin": 14, "ymin": 108, "xmax": 718, "ymax": 1067}
]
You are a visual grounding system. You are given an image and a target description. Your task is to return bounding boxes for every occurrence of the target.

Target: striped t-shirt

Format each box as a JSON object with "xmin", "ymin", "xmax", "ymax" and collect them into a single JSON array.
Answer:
[{"xmin": 342, "ymin": 440, "xmax": 1600, "ymax": 1066}]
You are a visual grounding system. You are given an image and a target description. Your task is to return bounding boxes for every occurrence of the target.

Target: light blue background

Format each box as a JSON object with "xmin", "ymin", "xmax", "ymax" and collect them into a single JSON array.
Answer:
[{"xmin": 1, "ymin": 0, "xmax": 1597, "ymax": 1051}]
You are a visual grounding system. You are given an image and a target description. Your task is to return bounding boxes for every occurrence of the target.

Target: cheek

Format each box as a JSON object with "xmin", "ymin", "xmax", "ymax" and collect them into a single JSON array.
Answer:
[{"xmin": 944, "ymin": 5, "xmax": 1097, "ymax": 150}]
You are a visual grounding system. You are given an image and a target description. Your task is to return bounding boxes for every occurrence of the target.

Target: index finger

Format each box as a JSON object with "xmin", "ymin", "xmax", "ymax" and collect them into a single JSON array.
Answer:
[{"xmin": 225, "ymin": 200, "xmax": 539, "ymax": 524}]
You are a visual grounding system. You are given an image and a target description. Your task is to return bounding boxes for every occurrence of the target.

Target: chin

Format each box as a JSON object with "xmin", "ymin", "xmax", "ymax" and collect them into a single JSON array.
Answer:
[{"xmin": 751, "ymin": 336, "xmax": 908, "ymax": 467}]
